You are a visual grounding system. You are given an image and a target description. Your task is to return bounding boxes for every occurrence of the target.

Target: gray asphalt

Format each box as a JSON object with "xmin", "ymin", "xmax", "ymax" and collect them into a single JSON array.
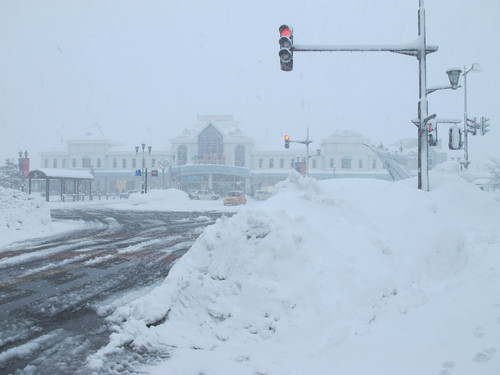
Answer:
[{"xmin": 0, "ymin": 208, "xmax": 227, "ymax": 375}]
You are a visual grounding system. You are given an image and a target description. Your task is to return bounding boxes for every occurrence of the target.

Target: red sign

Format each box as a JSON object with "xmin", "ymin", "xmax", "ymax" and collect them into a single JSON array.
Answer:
[
  {"xmin": 151, "ymin": 169, "xmax": 158, "ymax": 176},
  {"xmin": 22, "ymin": 159, "xmax": 30, "ymax": 177}
]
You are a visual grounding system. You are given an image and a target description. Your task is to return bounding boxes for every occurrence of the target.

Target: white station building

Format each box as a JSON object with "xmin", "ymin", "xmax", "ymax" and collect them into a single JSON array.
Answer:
[{"xmin": 38, "ymin": 115, "xmax": 443, "ymax": 196}]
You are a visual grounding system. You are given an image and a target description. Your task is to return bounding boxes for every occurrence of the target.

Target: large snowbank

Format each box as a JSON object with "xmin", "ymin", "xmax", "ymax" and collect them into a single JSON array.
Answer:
[
  {"xmin": 88, "ymin": 170, "xmax": 500, "ymax": 375},
  {"xmin": 0, "ymin": 189, "xmax": 55, "ymax": 247}
]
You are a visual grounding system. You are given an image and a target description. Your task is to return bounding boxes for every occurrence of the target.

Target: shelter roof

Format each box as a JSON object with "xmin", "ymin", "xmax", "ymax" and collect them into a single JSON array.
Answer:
[{"xmin": 28, "ymin": 169, "xmax": 94, "ymax": 180}]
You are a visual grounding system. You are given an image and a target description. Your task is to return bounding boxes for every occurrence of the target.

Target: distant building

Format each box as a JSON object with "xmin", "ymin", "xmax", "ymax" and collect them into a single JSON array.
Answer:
[{"xmin": 39, "ymin": 115, "xmax": 431, "ymax": 195}]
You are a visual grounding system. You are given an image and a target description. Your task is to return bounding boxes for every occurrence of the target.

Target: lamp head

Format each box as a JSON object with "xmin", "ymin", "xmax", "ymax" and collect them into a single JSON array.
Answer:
[
  {"xmin": 471, "ymin": 63, "xmax": 482, "ymax": 72},
  {"xmin": 446, "ymin": 68, "xmax": 462, "ymax": 89}
]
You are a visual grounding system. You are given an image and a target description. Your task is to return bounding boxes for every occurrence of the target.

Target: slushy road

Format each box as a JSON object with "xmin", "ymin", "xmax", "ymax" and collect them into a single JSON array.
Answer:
[{"xmin": 0, "ymin": 208, "xmax": 227, "ymax": 375}]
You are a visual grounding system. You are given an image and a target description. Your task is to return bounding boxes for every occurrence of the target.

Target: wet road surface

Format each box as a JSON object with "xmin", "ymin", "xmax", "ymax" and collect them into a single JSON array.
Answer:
[{"xmin": 0, "ymin": 208, "xmax": 227, "ymax": 375}]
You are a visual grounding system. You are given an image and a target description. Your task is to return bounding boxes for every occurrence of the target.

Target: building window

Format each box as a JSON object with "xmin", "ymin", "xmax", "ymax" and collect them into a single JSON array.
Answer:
[
  {"xmin": 97, "ymin": 158, "xmax": 101, "ymax": 168},
  {"xmin": 122, "ymin": 159, "xmax": 127, "ymax": 168},
  {"xmin": 290, "ymin": 159, "xmax": 294, "ymax": 168},
  {"xmin": 198, "ymin": 124, "xmax": 223, "ymax": 164},
  {"xmin": 329, "ymin": 159, "xmax": 335, "ymax": 168},
  {"xmin": 44, "ymin": 159, "xmax": 49, "ymax": 168},
  {"xmin": 82, "ymin": 158, "xmax": 91, "ymax": 168},
  {"xmin": 177, "ymin": 145, "xmax": 187, "ymax": 166},
  {"xmin": 269, "ymin": 159, "xmax": 274, "ymax": 168},
  {"xmin": 359, "ymin": 159, "xmax": 363, "ymax": 169},
  {"xmin": 235, "ymin": 145, "xmax": 245, "ymax": 167},
  {"xmin": 372, "ymin": 159, "xmax": 377, "ymax": 169},
  {"xmin": 62, "ymin": 159, "xmax": 66, "ymax": 168},
  {"xmin": 259, "ymin": 159, "xmax": 263, "ymax": 168},
  {"xmin": 280, "ymin": 159, "xmax": 284, "ymax": 168},
  {"xmin": 53, "ymin": 159, "xmax": 57, "ymax": 168},
  {"xmin": 72, "ymin": 159, "xmax": 76, "ymax": 168},
  {"xmin": 312, "ymin": 159, "xmax": 317, "ymax": 169},
  {"xmin": 132, "ymin": 159, "xmax": 136, "ymax": 168},
  {"xmin": 113, "ymin": 159, "xmax": 117, "ymax": 168},
  {"xmin": 341, "ymin": 158, "xmax": 351, "ymax": 169}
]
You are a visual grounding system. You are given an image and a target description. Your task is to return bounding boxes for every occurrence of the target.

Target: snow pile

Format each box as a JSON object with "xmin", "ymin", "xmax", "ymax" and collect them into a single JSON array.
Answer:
[
  {"xmin": 0, "ymin": 189, "xmax": 53, "ymax": 247},
  {"xmin": 111, "ymin": 188, "xmax": 237, "ymax": 213},
  {"xmin": 127, "ymin": 188, "xmax": 191, "ymax": 206},
  {"xmin": 90, "ymin": 171, "xmax": 500, "ymax": 375}
]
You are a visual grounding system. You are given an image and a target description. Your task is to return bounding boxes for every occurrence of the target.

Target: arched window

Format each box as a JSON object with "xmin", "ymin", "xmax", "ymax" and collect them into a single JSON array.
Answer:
[
  {"xmin": 235, "ymin": 145, "xmax": 245, "ymax": 167},
  {"xmin": 177, "ymin": 145, "xmax": 187, "ymax": 166},
  {"xmin": 198, "ymin": 124, "xmax": 223, "ymax": 163}
]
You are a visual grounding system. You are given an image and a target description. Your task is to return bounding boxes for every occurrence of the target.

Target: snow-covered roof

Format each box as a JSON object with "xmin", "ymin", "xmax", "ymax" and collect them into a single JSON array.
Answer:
[
  {"xmin": 321, "ymin": 130, "xmax": 370, "ymax": 144},
  {"xmin": 170, "ymin": 115, "xmax": 254, "ymax": 144},
  {"xmin": 28, "ymin": 169, "xmax": 94, "ymax": 180}
]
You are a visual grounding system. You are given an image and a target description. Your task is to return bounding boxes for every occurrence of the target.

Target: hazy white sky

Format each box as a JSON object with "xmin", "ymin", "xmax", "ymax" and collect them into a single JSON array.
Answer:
[{"xmin": 1, "ymin": 0, "xmax": 499, "ymax": 169}]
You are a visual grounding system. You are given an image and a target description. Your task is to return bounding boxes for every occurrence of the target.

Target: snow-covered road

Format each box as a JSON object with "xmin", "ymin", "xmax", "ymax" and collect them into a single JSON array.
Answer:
[{"xmin": 0, "ymin": 208, "xmax": 226, "ymax": 375}]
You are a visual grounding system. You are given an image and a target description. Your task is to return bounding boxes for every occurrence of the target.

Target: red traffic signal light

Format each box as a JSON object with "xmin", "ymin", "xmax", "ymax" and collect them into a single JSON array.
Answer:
[
  {"xmin": 428, "ymin": 121, "xmax": 437, "ymax": 146},
  {"xmin": 280, "ymin": 26, "xmax": 292, "ymax": 37},
  {"xmin": 279, "ymin": 25, "xmax": 293, "ymax": 72}
]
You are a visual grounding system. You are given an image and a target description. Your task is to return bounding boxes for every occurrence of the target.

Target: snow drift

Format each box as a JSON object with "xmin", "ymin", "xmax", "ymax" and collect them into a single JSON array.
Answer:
[
  {"xmin": 0, "ymin": 189, "xmax": 52, "ymax": 247},
  {"xmin": 89, "ymin": 171, "xmax": 500, "ymax": 375}
]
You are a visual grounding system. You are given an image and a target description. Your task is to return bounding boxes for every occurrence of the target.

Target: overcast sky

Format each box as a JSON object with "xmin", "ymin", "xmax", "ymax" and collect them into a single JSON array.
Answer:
[{"xmin": 1, "ymin": 0, "xmax": 499, "ymax": 169}]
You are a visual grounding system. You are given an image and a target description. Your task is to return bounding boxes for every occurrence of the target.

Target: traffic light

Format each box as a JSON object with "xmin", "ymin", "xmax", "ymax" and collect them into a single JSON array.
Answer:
[
  {"xmin": 467, "ymin": 117, "xmax": 478, "ymax": 136},
  {"xmin": 279, "ymin": 25, "xmax": 293, "ymax": 72},
  {"xmin": 481, "ymin": 117, "xmax": 490, "ymax": 135},
  {"xmin": 284, "ymin": 134, "xmax": 291, "ymax": 148},
  {"xmin": 448, "ymin": 125, "xmax": 463, "ymax": 150},
  {"xmin": 428, "ymin": 120, "xmax": 438, "ymax": 146}
]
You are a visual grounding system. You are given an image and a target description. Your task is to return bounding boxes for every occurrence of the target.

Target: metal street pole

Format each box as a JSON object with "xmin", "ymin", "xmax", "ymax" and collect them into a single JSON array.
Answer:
[
  {"xmin": 136, "ymin": 143, "xmax": 152, "ymax": 193},
  {"xmin": 290, "ymin": 127, "xmax": 313, "ymax": 177},
  {"xmin": 141, "ymin": 143, "xmax": 145, "ymax": 194},
  {"xmin": 303, "ymin": 127, "xmax": 310, "ymax": 177},
  {"xmin": 463, "ymin": 66, "xmax": 469, "ymax": 169},
  {"xmin": 417, "ymin": 0, "xmax": 429, "ymax": 191},
  {"xmin": 287, "ymin": 0, "xmax": 437, "ymax": 190},
  {"xmin": 461, "ymin": 63, "xmax": 481, "ymax": 169}
]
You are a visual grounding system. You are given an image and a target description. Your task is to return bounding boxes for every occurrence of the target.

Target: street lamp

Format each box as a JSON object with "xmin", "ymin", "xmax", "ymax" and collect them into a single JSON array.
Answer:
[
  {"xmin": 135, "ymin": 143, "xmax": 152, "ymax": 193},
  {"xmin": 462, "ymin": 63, "xmax": 482, "ymax": 169},
  {"xmin": 426, "ymin": 68, "xmax": 462, "ymax": 94}
]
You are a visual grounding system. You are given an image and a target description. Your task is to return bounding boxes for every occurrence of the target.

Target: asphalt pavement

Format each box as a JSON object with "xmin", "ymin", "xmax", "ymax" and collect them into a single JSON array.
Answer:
[{"xmin": 0, "ymin": 208, "xmax": 227, "ymax": 375}]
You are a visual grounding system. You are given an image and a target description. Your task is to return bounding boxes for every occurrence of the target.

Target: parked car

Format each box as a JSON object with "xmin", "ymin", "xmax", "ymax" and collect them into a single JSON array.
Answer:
[
  {"xmin": 223, "ymin": 191, "xmax": 247, "ymax": 206},
  {"xmin": 190, "ymin": 190, "xmax": 220, "ymax": 200},
  {"xmin": 254, "ymin": 190, "xmax": 273, "ymax": 201}
]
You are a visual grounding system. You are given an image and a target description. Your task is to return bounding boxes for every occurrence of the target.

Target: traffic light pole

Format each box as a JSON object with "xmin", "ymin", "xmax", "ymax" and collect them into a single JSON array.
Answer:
[
  {"xmin": 463, "ymin": 66, "xmax": 471, "ymax": 169},
  {"xmin": 287, "ymin": 128, "xmax": 313, "ymax": 177},
  {"xmin": 297, "ymin": 127, "xmax": 312, "ymax": 177},
  {"xmin": 282, "ymin": 1, "xmax": 437, "ymax": 191}
]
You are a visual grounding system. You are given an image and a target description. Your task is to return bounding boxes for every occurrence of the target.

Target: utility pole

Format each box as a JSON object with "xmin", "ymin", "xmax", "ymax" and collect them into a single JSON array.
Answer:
[
  {"xmin": 135, "ymin": 144, "xmax": 152, "ymax": 193},
  {"xmin": 283, "ymin": 127, "xmax": 313, "ymax": 176},
  {"xmin": 279, "ymin": 0, "xmax": 437, "ymax": 191},
  {"xmin": 461, "ymin": 63, "xmax": 481, "ymax": 169}
]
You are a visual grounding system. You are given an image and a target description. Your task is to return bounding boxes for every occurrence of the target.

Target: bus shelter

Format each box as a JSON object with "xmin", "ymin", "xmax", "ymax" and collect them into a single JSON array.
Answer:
[{"xmin": 28, "ymin": 169, "xmax": 94, "ymax": 202}]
